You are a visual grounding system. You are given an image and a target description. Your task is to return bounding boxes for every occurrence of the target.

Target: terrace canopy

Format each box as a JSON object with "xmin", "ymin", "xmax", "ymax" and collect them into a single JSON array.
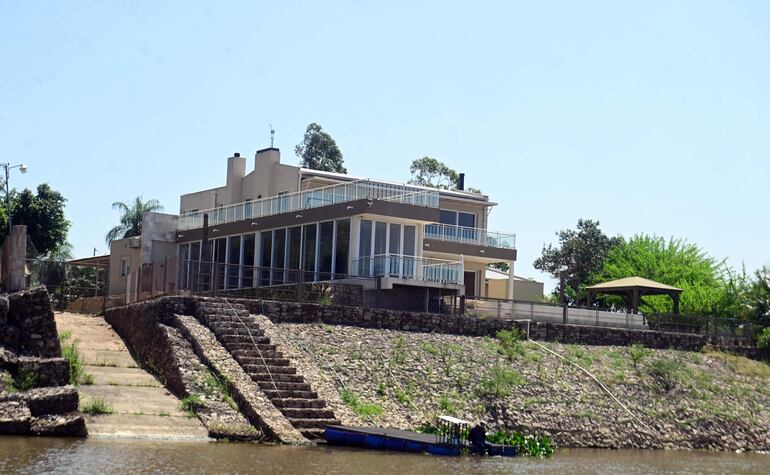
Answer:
[{"xmin": 585, "ymin": 276, "xmax": 682, "ymax": 315}]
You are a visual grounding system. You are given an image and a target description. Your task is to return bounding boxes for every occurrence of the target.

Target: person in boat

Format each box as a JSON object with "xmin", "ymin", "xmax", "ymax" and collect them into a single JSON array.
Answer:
[{"xmin": 468, "ymin": 421, "xmax": 491, "ymax": 455}]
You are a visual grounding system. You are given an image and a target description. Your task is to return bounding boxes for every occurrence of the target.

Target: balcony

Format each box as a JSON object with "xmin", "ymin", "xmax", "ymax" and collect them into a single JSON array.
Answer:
[
  {"xmin": 424, "ymin": 224, "xmax": 516, "ymax": 249},
  {"xmin": 352, "ymin": 254, "xmax": 464, "ymax": 284},
  {"xmin": 178, "ymin": 179, "xmax": 440, "ymax": 231}
]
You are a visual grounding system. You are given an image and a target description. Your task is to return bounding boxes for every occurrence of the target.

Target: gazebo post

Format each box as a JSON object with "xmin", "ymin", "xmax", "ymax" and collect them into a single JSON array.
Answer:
[
  {"xmin": 672, "ymin": 292, "xmax": 680, "ymax": 315},
  {"xmin": 631, "ymin": 288, "xmax": 639, "ymax": 314}
]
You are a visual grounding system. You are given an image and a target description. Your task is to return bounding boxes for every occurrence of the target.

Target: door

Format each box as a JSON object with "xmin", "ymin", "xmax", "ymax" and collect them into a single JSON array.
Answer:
[{"xmin": 464, "ymin": 271, "xmax": 476, "ymax": 298}]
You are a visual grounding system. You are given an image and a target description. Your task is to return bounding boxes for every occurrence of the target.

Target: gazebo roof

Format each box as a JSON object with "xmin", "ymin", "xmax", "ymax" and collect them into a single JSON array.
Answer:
[{"xmin": 586, "ymin": 276, "xmax": 682, "ymax": 293}]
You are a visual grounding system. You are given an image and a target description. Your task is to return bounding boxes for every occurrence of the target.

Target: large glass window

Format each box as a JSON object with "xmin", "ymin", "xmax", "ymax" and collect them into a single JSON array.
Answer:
[
  {"xmin": 260, "ymin": 231, "xmax": 272, "ymax": 286},
  {"xmin": 242, "ymin": 234, "xmax": 255, "ymax": 288},
  {"xmin": 272, "ymin": 229, "xmax": 286, "ymax": 284},
  {"xmin": 319, "ymin": 221, "xmax": 334, "ymax": 280},
  {"xmin": 334, "ymin": 219, "xmax": 350, "ymax": 277},
  {"xmin": 190, "ymin": 241, "xmax": 201, "ymax": 291},
  {"xmin": 287, "ymin": 226, "xmax": 302, "ymax": 283},
  {"xmin": 403, "ymin": 225, "xmax": 416, "ymax": 278},
  {"xmin": 214, "ymin": 238, "xmax": 227, "ymax": 290},
  {"xmin": 388, "ymin": 224, "xmax": 401, "ymax": 275},
  {"xmin": 439, "ymin": 209, "xmax": 456, "ymax": 225},
  {"xmin": 227, "ymin": 236, "xmax": 241, "ymax": 289},
  {"xmin": 303, "ymin": 224, "xmax": 317, "ymax": 282},
  {"xmin": 358, "ymin": 220, "xmax": 372, "ymax": 276},
  {"xmin": 373, "ymin": 222, "xmax": 387, "ymax": 275},
  {"xmin": 458, "ymin": 212, "xmax": 476, "ymax": 228}
]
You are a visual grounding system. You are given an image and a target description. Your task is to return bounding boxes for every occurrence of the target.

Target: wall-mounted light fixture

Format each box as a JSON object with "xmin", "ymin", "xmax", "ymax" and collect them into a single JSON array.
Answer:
[
  {"xmin": 479, "ymin": 249, "xmax": 485, "ymax": 254},
  {"xmin": 212, "ymin": 229, "xmax": 219, "ymax": 233},
  {"xmin": 295, "ymin": 214, "xmax": 303, "ymax": 219},
  {"xmin": 366, "ymin": 201, "xmax": 374, "ymax": 208},
  {"xmin": 346, "ymin": 205, "xmax": 354, "ymax": 210},
  {"xmin": 251, "ymin": 222, "xmax": 258, "ymax": 226},
  {"xmin": 177, "ymin": 234, "xmax": 184, "ymax": 239}
]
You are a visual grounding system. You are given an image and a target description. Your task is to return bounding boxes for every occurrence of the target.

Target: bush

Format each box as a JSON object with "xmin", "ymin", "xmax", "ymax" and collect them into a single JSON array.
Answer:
[
  {"xmin": 628, "ymin": 343, "xmax": 651, "ymax": 371},
  {"xmin": 81, "ymin": 397, "xmax": 114, "ymax": 415},
  {"xmin": 59, "ymin": 331, "xmax": 94, "ymax": 385},
  {"xmin": 477, "ymin": 367, "xmax": 525, "ymax": 398},
  {"xmin": 757, "ymin": 327, "xmax": 770, "ymax": 353},
  {"xmin": 648, "ymin": 358, "xmax": 680, "ymax": 392},
  {"xmin": 341, "ymin": 389, "xmax": 384, "ymax": 417},
  {"xmin": 487, "ymin": 430, "xmax": 554, "ymax": 457},
  {"xmin": 496, "ymin": 329, "xmax": 525, "ymax": 361},
  {"xmin": 180, "ymin": 394, "xmax": 205, "ymax": 417}
]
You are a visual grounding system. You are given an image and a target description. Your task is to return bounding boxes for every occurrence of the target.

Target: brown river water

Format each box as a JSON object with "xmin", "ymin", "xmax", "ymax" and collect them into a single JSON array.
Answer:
[{"xmin": 0, "ymin": 437, "xmax": 768, "ymax": 474}]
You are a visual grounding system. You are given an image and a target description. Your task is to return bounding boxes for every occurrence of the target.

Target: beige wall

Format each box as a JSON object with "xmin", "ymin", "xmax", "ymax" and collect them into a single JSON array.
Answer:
[
  {"xmin": 108, "ymin": 237, "xmax": 140, "ymax": 296},
  {"xmin": 180, "ymin": 149, "xmax": 300, "ymax": 213},
  {"xmin": 485, "ymin": 277, "xmax": 544, "ymax": 302}
]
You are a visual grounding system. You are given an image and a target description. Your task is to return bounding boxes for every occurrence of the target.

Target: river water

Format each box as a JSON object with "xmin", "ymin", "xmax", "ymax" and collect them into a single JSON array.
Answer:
[{"xmin": 0, "ymin": 437, "xmax": 768, "ymax": 474}]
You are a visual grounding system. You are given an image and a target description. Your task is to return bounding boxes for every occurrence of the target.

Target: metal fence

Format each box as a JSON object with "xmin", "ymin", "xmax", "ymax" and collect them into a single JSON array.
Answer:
[
  {"xmin": 465, "ymin": 296, "xmax": 752, "ymax": 338},
  {"xmin": 26, "ymin": 259, "xmax": 107, "ymax": 311},
  {"xmin": 423, "ymin": 223, "xmax": 516, "ymax": 249},
  {"xmin": 178, "ymin": 179, "xmax": 440, "ymax": 231}
]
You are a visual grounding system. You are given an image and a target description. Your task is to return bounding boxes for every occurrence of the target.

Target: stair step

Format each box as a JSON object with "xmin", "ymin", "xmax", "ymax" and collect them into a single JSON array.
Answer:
[
  {"xmin": 281, "ymin": 408, "xmax": 335, "ymax": 419},
  {"xmin": 250, "ymin": 373, "xmax": 304, "ymax": 383},
  {"xmin": 220, "ymin": 335, "xmax": 271, "ymax": 345},
  {"xmin": 257, "ymin": 381, "xmax": 311, "ymax": 391},
  {"xmin": 232, "ymin": 349, "xmax": 282, "ymax": 359},
  {"xmin": 301, "ymin": 428, "xmax": 326, "ymax": 441},
  {"xmin": 263, "ymin": 389, "xmax": 318, "ymax": 399},
  {"xmin": 242, "ymin": 364, "xmax": 295, "ymax": 374},
  {"xmin": 236, "ymin": 356, "xmax": 289, "ymax": 366},
  {"xmin": 272, "ymin": 398, "xmax": 326, "ymax": 409},
  {"xmin": 288, "ymin": 418, "xmax": 340, "ymax": 429},
  {"xmin": 229, "ymin": 343, "xmax": 277, "ymax": 352}
]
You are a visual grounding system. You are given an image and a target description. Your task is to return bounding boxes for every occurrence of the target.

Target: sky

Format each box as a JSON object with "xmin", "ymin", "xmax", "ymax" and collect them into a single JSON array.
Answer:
[{"xmin": 1, "ymin": 1, "xmax": 769, "ymax": 290}]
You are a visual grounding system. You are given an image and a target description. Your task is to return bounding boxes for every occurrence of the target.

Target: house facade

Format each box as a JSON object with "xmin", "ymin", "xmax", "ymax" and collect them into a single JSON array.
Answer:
[{"xmin": 109, "ymin": 147, "xmax": 528, "ymax": 310}]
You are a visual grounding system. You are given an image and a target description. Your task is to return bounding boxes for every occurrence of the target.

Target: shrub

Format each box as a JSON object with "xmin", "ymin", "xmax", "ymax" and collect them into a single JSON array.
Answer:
[
  {"xmin": 341, "ymin": 389, "xmax": 384, "ymax": 417},
  {"xmin": 648, "ymin": 358, "xmax": 680, "ymax": 392},
  {"xmin": 487, "ymin": 430, "xmax": 554, "ymax": 457},
  {"xmin": 180, "ymin": 394, "xmax": 205, "ymax": 417},
  {"xmin": 757, "ymin": 327, "xmax": 770, "ymax": 353},
  {"xmin": 628, "ymin": 343, "xmax": 651, "ymax": 371},
  {"xmin": 496, "ymin": 329, "xmax": 525, "ymax": 361},
  {"xmin": 81, "ymin": 397, "xmax": 114, "ymax": 415},
  {"xmin": 477, "ymin": 367, "xmax": 525, "ymax": 398},
  {"xmin": 59, "ymin": 332, "xmax": 94, "ymax": 385}
]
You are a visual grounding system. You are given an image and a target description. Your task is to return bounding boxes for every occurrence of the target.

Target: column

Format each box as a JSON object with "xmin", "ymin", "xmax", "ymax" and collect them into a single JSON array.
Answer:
[{"xmin": 506, "ymin": 260, "xmax": 515, "ymax": 300}]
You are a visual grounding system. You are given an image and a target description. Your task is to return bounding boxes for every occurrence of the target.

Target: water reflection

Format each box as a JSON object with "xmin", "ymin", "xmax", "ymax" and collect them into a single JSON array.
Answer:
[{"xmin": 0, "ymin": 437, "xmax": 767, "ymax": 475}]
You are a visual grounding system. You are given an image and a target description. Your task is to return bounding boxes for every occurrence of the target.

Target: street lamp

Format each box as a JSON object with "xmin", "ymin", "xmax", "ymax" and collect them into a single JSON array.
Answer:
[{"xmin": 3, "ymin": 163, "xmax": 29, "ymax": 236}]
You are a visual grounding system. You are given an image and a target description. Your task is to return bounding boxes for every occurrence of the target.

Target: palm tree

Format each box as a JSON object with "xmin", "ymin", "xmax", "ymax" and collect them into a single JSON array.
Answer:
[{"xmin": 105, "ymin": 196, "xmax": 164, "ymax": 244}]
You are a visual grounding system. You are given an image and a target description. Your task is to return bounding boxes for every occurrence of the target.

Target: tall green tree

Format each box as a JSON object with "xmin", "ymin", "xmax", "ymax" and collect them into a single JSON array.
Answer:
[
  {"xmin": 534, "ymin": 219, "xmax": 621, "ymax": 303},
  {"xmin": 1, "ymin": 184, "xmax": 70, "ymax": 257},
  {"xmin": 746, "ymin": 267, "xmax": 770, "ymax": 326},
  {"xmin": 591, "ymin": 235, "xmax": 725, "ymax": 316},
  {"xmin": 294, "ymin": 123, "xmax": 347, "ymax": 173},
  {"xmin": 105, "ymin": 196, "xmax": 164, "ymax": 244},
  {"xmin": 408, "ymin": 157, "xmax": 459, "ymax": 189}
]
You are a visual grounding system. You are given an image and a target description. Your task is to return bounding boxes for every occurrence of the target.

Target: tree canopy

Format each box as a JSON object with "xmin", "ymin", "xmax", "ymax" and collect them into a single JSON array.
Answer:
[
  {"xmin": 105, "ymin": 196, "xmax": 164, "ymax": 245},
  {"xmin": 294, "ymin": 123, "xmax": 347, "ymax": 173},
  {"xmin": 590, "ymin": 235, "xmax": 724, "ymax": 316},
  {"xmin": 408, "ymin": 157, "xmax": 459, "ymax": 189},
  {"xmin": 534, "ymin": 219, "xmax": 621, "ymax": 303},
  {"xmin": 0, "ymin": 184, "xmax": 70, "ymax": 257}
]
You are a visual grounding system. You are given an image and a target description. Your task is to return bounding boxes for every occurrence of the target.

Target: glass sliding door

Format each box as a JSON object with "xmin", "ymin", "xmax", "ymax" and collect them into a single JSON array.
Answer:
[
  {"xmin": 334, "ymin": 219, "xmax": 350, "ymax": 278},
  {"xmin": 214, "ymin": 238, "xmax": 227, "ymax": 290},
  {"xmin": 388, "ymin": 224, "xmax": 401, "ymax": 276},
  {"xmin": 272, "ymin": 228, "xmax": 286, "ymax": 285},
  {"xmin": 302, "ymin": 224, "xmax": 317, "ymax": 282},
  {"xmin": 241, "ymin": 234, "xmax": 255, "ymax": 288},
  {"xmin": 190, "ymin": 241, "xmax": 201, "ymax": 291},
  {"xmin": 318, "ymin": 221, "xmax": 334, "ymax": 280},
  {"xmin": 358, "ymin": 220, "xmax": 372, "ymax": 276},
  {"xmin": 373, "ymin": 221, "xmax": 387, "ymax": 275},
  {"xmin": 260, "ymin": 231, "xmax": 272, "ymax": 286},
  {"xmin": 287, "ymin": 226, "xmax": 301, "ymax": 283},
  {"xmin": 403, "ymin": 225, "xmax": 416, "ymax": 278},
  {"xmin": 227, "ymin": 236, "xmax": 241, "ymax": 289}
]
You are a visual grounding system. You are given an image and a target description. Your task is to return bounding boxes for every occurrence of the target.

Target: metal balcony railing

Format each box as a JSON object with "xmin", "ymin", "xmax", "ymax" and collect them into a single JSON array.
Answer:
[
  {"xmin": 424, "ymin": 223, "xmax": 516, "ymax": 249},
  {"xmin": 352, "ymin": 253, "xmax": 464, "ymax": 284},
  {"xmin": 178, "ymin": 179, "xmax": 440, "ymax": 231}
]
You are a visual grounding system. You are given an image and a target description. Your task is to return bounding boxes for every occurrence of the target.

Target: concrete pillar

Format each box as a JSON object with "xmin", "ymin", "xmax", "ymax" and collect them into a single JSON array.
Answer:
[
  {"xmin": 505, "ymin": 260, "xmax": 515, "ymax": 300},
  {"xmin": 3, "ymin": 225, "xmax": 27, "ymax": 291}
]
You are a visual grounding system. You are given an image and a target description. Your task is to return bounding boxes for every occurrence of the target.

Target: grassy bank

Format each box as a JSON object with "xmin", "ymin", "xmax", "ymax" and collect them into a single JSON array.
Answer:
[{"xmin": 264, "ymin": 320, "xmax": 770, "ymax": 451}]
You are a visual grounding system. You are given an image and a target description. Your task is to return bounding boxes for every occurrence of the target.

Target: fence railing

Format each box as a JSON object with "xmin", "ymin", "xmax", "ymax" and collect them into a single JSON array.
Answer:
[
  {"xmin": 178, "ymin": 179, "xmax": 440, "ymax": 231},
  {"xmin": 351, "ymin": 254, "xmax": 464, "ymax": 284},
  {"xmin": 465, "ymin": 296, "xmax": 753, "ymax": 338},
  {"xmin": 424, "ymin": 223, "xmax": 517, "ymax": 249}
]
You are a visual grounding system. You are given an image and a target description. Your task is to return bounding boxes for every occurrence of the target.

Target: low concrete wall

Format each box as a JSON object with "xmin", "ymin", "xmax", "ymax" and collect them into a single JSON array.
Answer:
[{"xmin": 65, "ymin": 296, "xmax": 104, "ymax": 315}]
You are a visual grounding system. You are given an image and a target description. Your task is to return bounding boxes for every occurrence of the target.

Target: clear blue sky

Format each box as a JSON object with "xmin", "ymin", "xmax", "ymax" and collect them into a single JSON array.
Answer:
[{"xmin": 2, "ymin": 1, "xmax": 769, "ymax": 289}]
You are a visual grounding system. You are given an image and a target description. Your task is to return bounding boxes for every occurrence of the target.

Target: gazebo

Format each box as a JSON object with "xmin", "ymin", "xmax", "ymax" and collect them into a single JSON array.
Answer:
[{"xmin": 585, "ymin": 277, "xmax": 682, "ymax": 315}]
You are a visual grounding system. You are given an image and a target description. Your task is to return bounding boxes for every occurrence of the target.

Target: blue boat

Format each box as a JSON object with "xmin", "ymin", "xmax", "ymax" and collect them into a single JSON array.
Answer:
[{"xmin": 324, "ymin": 416, "xmax": 518, "ymax": 458}]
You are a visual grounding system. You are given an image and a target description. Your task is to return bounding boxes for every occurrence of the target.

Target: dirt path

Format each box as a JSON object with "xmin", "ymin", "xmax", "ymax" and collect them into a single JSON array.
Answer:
[{"xmin": 55, "ymin": 312, "xmax": 209, "ymax": 440}]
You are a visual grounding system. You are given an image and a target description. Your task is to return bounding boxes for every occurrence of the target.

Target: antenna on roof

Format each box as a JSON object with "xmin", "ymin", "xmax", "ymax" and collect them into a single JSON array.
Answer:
[{"xmin": 269, "ymin": 124, "xmax": 275, "ymax": 147}]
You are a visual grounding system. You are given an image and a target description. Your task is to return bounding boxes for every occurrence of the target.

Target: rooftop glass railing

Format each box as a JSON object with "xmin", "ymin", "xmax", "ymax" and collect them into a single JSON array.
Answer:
[
  {"xmin": 424, "ymin": 223, "xmax": 516, "ymax": 249},
  {"xmin": 178, "ymin": 179, "xmax": 440, "ymax": 231}
]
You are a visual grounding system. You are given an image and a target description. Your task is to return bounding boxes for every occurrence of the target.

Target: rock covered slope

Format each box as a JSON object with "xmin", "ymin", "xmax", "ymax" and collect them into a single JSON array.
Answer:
[
  {"xmin": 262, "ymin": 320, "xmax": 770, "ymax": 452},
  {"xmin": 0, "ymin": 287, "xmax": 86, "ymax": 437}
]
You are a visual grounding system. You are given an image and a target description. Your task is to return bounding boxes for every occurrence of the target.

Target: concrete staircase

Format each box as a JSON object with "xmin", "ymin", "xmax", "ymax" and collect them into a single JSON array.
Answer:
[{"xmin": 195, "ymin": 301, "xmax": 338, "ymax": 441}]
